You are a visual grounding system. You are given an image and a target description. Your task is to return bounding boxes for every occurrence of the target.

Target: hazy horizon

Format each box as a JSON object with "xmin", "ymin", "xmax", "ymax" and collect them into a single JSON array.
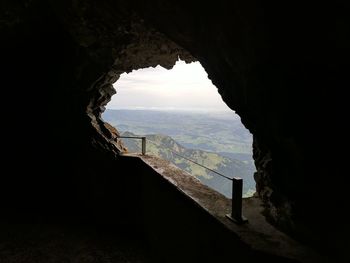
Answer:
[{"xmin": 107, "ymin": 59, "xmax": 232, "ymax": 112}]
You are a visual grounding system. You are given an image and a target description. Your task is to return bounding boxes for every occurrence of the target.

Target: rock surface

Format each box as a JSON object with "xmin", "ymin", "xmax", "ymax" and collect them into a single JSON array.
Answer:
[{"xmin": 0, "ymin": 0, "xmax": 349, "ymax": 261}]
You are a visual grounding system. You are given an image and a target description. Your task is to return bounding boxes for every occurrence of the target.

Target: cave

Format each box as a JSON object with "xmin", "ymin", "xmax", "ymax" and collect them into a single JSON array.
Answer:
[
  {"xmin": 0, "ymin": 1, "xmax": 349, "ymax": 262},
  {"xmin": 103, "ymin": 60, "xmax": 256, "ymax": 198}
]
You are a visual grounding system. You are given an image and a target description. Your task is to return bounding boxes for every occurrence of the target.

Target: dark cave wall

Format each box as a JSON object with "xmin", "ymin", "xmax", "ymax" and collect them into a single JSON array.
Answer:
[
  {"xmin": 130, "ymin": 0, "xmax": 350, "ymax": 254},
  {"xmin": 1, "ymin": 0, "xmax": 349, "ymax": 259},
  {"xmin": 0, "ymin": 1, "xmax": 80, "ymax": 216},
  {"xmin": 0, "ymin": 0, "xmax": 192, "ymax": 220},
  {"xmin": 0, "ymin": 0, "xmax": 127, "ymax": 219}
]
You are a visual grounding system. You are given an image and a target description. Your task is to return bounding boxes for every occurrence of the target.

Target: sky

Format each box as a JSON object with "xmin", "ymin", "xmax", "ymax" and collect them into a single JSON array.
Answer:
[{"xmin": 107, "ymin": 59, "xmax": 232, "ymax": 112}]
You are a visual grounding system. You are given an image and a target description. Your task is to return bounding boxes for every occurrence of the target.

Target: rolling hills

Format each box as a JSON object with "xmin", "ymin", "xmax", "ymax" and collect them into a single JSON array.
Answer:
[{"xmin": 120, "ymin": 131, "xmax": 255, "ymax": 197}]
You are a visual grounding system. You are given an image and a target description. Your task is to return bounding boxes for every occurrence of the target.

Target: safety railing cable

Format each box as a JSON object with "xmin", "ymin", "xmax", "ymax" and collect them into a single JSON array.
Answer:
[
  {"xmin": 116, "ymin": 136, "xmax": 146, "ymax": 155},
  {"xmin": 116, "ymin": 135, "xmax": 248, "ymax": 224},
  {"xmin": 146, "ymin": 139, "xmax": 233, "ymax": 181}
]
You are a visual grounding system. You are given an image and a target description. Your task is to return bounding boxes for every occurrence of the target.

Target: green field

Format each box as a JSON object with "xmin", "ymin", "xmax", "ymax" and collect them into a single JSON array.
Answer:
[
  {"xmin": 103, "ymin": 110, "xmax": 253, "ymax": 157},
  {"xmin": 103, "ymin": 109, "xmax": 256, "ymax": 197}
]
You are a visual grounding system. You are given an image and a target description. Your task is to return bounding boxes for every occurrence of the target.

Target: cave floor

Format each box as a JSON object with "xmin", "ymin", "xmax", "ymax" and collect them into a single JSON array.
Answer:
[{"xmin": 0, "ymin": 223, "xmax": 151, "ymax": 263}]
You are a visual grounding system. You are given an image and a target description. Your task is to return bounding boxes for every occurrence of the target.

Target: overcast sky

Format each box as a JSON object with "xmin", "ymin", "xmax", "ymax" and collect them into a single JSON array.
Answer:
[{"xmin": 107, "ymin": 60, "xmax": 232, "ymax": 112}]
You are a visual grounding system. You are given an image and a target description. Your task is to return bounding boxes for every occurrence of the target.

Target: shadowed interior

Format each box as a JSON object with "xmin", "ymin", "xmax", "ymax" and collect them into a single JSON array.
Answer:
[{"xmin": 0, "ymin": 1, "xmax": 349, "ymax": 262}]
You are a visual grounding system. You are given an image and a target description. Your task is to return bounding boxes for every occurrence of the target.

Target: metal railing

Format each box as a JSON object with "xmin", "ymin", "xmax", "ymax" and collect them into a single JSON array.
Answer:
[
  {"xmin": 117, "ymin": 135, "xmax": 248, "ymax": 224},
  {"xmin": 117, "ymin": 136, "xmax": 146, "ymax": 155},
  {"xmin": 226, "ymin": 177, "xmax": 248, "ymax": 224}
]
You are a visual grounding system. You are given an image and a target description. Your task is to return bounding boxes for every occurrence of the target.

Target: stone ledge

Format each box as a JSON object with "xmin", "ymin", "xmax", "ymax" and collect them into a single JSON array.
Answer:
[{"xmin": 121, "ymin": 153, "xmax": 328, "ymax": 263}]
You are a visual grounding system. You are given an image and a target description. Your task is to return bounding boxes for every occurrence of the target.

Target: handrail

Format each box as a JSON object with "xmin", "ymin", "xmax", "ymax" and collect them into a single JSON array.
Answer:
[
  {"xmin": 157, "ymin": 144, "xmax": 233, "ymax": 181},
  {"xmin": 116, "ymin": 136, "xmax": 146, "ymax": 155},
  {"xmin": 117, "ymin": 136, "xmax": 145, "ymax": 139},
  {"xmin": 117, "ymin": 135, "xmax": 248, "ymax": 224}
]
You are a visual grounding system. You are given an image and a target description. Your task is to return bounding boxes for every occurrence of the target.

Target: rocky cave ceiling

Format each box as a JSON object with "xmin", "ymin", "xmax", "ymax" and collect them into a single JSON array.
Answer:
[{"xmin": 0, "ymin": 0, "xmax": 349, "ymax": 261}]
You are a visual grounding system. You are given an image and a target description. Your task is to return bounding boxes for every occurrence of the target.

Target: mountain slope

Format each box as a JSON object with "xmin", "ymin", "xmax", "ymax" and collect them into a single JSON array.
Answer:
[
  {"xmin": 103, "ymin": 109, "xmax": 253, "ymax": 156},
  {"xmin": 121, "ymin": 131, "xmax": 255, "ymax": 198}
]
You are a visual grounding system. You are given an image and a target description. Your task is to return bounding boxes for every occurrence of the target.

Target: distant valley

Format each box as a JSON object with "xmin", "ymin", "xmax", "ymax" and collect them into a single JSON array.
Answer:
[{"xmin": 103, "ymin": 109, "xmax": 256, "ymax": 197}]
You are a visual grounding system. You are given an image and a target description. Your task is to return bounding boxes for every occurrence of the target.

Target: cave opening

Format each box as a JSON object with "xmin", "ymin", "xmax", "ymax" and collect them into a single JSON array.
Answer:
[
  {"xmin": 103, "ymin": 59, "xmax": 256, "ymax": 198},
  {"xmin": 1, "ymin": 1, "xmax": 348, "ymax": 261}
]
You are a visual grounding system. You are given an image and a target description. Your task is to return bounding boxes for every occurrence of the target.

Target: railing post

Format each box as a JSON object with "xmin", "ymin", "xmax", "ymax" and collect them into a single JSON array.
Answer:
[
  {"xmin": 226, "ymin": 177, "xmax": 248, "ymax": 224},
  {"xmin": 141, "ymin": 137, "xmax": 146, "ymax": 155}
]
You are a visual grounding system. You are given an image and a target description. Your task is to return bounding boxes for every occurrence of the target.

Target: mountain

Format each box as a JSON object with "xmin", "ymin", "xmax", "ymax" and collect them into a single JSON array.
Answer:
[
  {"xmin": 103, "ymin": 109, "xmax": 256, "ymax": 197},
  {"xmin": 103, "ymin": 109, "xmax": 253, "ymax": 157},
  {"xmin": 120, "ymin": 131, "xmax": 256, "ymax": 198}
]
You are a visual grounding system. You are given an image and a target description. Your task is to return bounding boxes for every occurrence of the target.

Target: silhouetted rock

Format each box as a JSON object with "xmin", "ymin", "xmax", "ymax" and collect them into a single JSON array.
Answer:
[{"xmin": 0, "ymin": 1, "xmax": 348, "ymax": 261}]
